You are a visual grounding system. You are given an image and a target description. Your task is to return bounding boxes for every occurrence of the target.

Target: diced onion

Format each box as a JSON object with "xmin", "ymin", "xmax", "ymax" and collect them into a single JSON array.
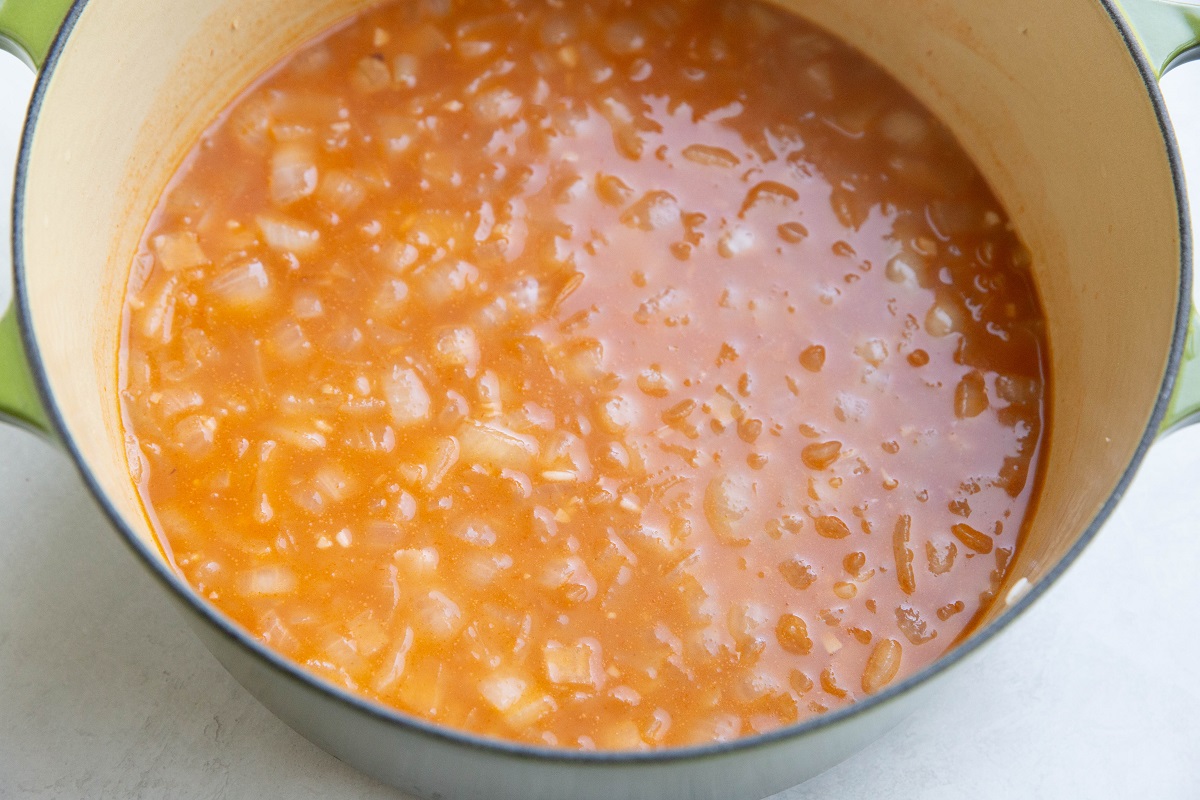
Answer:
[
  {"xmin": 317, "ymin": 170, "xmax": 367, "ymax": 213},
  {"xmin": 257, "ymin": 214, "xmax": 321, "ymax": 255},
  {"xmin": 414, "ymin": 590, "xmax": 463, "ymax": 640},
  {"xmin": 394, "ymin": 547, "xmax": 439, "ymax": 574},
  {"xmin": 270, "ymin": 321, "xmax": 311, "ymax": 362},
  {"xmin": 239, "ymin": 565, "xmax": 297, "ymax": 597},
  {"xmin": 432, "ymin": 326, "xmax": 480, "ymax": 373},
  {"xmin": 269, "ymin": 145, "xmax": 319, "ymax": 206},
  {"xmin": 209, "ymin": 259, "xmax": 271, "ymax": 308},
  {"xmin": 479, "ymin": 674, "xmax": 527, "ymax": 712},
  {"xmin": 172, "ymin": 414, "xmax": 217, "ymax": 459},
  {"xmin": 384, "ymin": 366, "xmax": 432, "ymax": 426},
  {"xmin": 704, "ymin": 473, "xmax": 754, "ymax": 545},
  {"xmin": 458, "ymin": 421, "xmax": 539, "ymax": 471},
  {"xmin": 392, "ymin": 53, "xmax": 419, "ymax": 88},
  {"xmin": 471, "ymin": 87, "xmax": 523, "ymax": 123},
  {"xmin": 544, "ymin": 639, "xmax": 602, "ymax": 688},
  {"xmin": 152, "ymin": 231, "xmax": 209, "ymax": 272}
]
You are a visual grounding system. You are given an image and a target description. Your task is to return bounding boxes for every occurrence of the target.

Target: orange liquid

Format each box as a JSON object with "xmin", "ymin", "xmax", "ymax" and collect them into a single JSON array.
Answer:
[{"xmin": 120, "ymin": 0, "xmax": 1046, "ymax": 749}]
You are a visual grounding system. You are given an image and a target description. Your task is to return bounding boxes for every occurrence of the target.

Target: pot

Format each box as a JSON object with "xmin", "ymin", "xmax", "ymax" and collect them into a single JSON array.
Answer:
[{"xmin": 1, "ymin": 1, "xmax": 1198, "ymax": 798}]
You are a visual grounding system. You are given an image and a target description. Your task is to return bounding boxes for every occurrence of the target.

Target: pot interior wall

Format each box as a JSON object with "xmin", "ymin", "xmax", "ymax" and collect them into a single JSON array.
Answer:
[{"xmin": 21, "ymin": 0, "xmax": 1182, "ymax": 634}]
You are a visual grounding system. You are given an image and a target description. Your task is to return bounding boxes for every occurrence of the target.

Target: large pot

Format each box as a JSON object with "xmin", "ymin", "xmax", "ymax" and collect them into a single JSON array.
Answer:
[{"xmin": 1, "ymin": 1, "xmax": 1198, "ymax": 798}]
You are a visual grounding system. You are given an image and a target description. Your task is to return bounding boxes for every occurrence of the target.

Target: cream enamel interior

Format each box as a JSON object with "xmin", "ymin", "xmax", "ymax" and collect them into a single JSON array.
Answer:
[{"xmin": 20, "ymin": 0, "xmax": 1181, "ymax": 655}]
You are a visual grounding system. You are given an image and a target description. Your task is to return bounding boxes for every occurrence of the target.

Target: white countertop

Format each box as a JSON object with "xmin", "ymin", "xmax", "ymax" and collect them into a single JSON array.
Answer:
[{"xmin": 2, "ymin": 52, "xmax": 1200, "ymax": 800}]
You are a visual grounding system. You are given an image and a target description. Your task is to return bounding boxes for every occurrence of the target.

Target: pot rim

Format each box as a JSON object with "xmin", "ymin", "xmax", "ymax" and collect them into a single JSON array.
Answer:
[{"xmin": 11, "ymin": 0, "xmax": 1194, "ymax": 768}]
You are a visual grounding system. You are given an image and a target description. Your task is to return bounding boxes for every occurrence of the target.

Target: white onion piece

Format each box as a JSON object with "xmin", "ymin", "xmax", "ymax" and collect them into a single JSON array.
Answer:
[
  {"xmin": 423, "ymin": 436, "xmax": 461, "ymax": 492},
  {"xmin": 704, "ymin": 472, "xmax": 754, "ymax": 545},
  {"xmin": 292, "ymin": 290, "xmax": 324, "ymax": 319},
  {"xmin": 377, "ymin": 114, "xmax": 419, "ymax": 157},
  {"xmin": 539, "ymin": 556, "xmax": 597, "ymax": 603},
  {"xmin": 239, "ymin": 565, "xmax": 297, "ymax": 597},
  {"xmin": 172, "ymin": 414, "xmax": 217, "ymax": 459},
  {"xmin": 210, "ymin": 259, "xmax": 271, "ymax": 308},
  {"xmin": 414, "ymin": 590, "xmax": 463, "ymax": 640},
  {"xmin": 471, "ymin": 87, "xmax": 523, "ymax": 123},
  {"xmin": 352, "ymin": 55, "xmax": 392, "ymax": 93},
  {"xmin": 393, "ymin": 53, "xmax": 419, "ymax": 88},
  {"xmin": 539, "ymin": 430, "xmax": 593, "ymax": 481},
  {"xmin": 384, "ymin": 366, "xmax": 432, "ymax": 426},
  {"xmin": 506, "ymin": 276, "xmax": 543, "ymax": 315},
  {"xmin": 313, "ymin": 463, "xmax": 355, "ymax": 502},
  {"xmin": 139, "ymin": 275, "xmax": 179, "ymax": 342},
  {"xmin": 418, "ymin": 259, "xmax": 478, "ymax": 306},
  {"xmin": 502, "ymin": 693, "xmax": 556, "ymax": 728},
  {"xmin": 270, "ymin": 321, "xmax": 311, "ymax": 362},
  {"xmin": 371, "ymin": 627, "xmax": 415, "ymax": 695},
  {"xmin": 454, "ymin": 519, "xmax": 497, "ymax": 548},
  {"xmin": 343, "ymin": 422, "xmax": 395, "ymax": 453},
  {"xmin": 257, "ymin": 214, "xmax": 320, "ymax": 255},
  {"xmin": 479, "ymin": 674, "xmax": 528, "ymax": 712},
  {"xmin": 269, "ymin": 145, "xmax": 318, "ymax": 206},
  {"xmin": 291, "ymin": 486, "xmax": 326, "ymax": 516},
  {"xmin": 834, "ymin": 391, "xmax": 869, "ymax": 423},
  {"xmin": 925, "ymin": 299, "xmax": 962, "ymax": 337},
  {"xmin": 717, "ymin": 226, "xmax": 755, "ymax": 258},
  {"xmin": 432, "ymin": 326, "xmax": 480, "ymax": 373},
  {"xmin": 458, "ymin": 421, "xmax": 539, "ymax": 471},
  {"xmin": 682, "ymin": 144, "xmax": 740, "ymax": 168},
  {"xmin": 230, "ymin": 97, "xmax": 273, "ymax": 151},
  {"xmin": 856, "ymin": 338, "xmax": 889, "ymax": 367},
  {"xmin": 152, "ymin": 231, "xmax": 209, "ymax": 272},
  {"xmin": 268, "ymin": 423, "xmax": 327, "ymax": 451},
  {"xmin": 155, "ymin": 387, "xmax": 203, "ymax": 421},
  {"xmin": 460, "ymin": 551, "xmax": 511, "ymax": 586},
  {"xmin": 544, "ymin": 639, "xmax": 602, "ymax": 688},
  {"xmin": 885, "ymin": 252, "xmax": 926, "ymax": 288},
  {"xmin": 318, "ymin": 170, "xmax": 367, "ymax": 213},
  {"xmin": 394, "ymin": 547, "xmax": 439, "ymax": 575},
  {"xmin": 880, "ymin": 109, "xmax": 930, "ymax": 149}
]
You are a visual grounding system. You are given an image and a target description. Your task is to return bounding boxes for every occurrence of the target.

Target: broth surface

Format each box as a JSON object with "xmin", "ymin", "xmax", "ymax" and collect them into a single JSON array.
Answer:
[{"xmin": 120, "ymin": 0, "xmax": 1047, "ymax": 749}]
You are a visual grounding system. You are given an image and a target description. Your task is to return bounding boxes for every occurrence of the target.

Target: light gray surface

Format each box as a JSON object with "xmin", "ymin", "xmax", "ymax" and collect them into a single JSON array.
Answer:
[{"xmin": 2, "ymin": 50, "xmax": 1200, "ymax": 800}]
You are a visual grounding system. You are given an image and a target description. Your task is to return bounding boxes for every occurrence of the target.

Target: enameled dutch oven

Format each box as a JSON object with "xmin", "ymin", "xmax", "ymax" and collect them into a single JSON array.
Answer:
[{"xmin": 2, "ymin": 1, "xmax": 1199, "ymax": 798}]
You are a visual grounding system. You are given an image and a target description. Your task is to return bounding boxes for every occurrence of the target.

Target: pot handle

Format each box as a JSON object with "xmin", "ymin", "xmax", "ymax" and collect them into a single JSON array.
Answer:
[
  {"xmin": 1162, "ymin": 312, "xmax": 1200, "ymax": 433},
  {"xmin": 0, "ymin": 306, "xmax": 50, "ymax": 436},
  {"xmin": 0, "ymin": 0, "xmax": 72, "ymax": 68},
  {"xmin": 1118, "ymin": 1, "xmax": 1200, "ymax": 433},
  {"xmin": 0, "ymin": 0, "xmax": 71, "ymax": 437},
  {"xmin": 1119, "ymin": 0, "xmax": 1200, "ymax": 76}
]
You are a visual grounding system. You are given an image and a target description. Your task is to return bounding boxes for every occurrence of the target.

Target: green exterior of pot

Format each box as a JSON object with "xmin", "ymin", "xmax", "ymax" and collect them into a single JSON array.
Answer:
[
  {"xmin": 1114, "ymin": 1, "xmax": 1200, "ymax": 433},
  {"xmin": 0, "ymin": 0, "xmax": 69, "ymax": 437},
  {"xmin": 0, "ymin": 304, "xmax": 50, "ymax": 436},
  {"xmin": 1163, "ymin": 309, "xmax": 1200, "ymax": 432},
  {"xmin": 0, "ymin": 0, "xmax": 72, "ymax": 67},
  {"xmin": 1118, "ymin": 0, "xmax": 1200, "ymax": 75}
]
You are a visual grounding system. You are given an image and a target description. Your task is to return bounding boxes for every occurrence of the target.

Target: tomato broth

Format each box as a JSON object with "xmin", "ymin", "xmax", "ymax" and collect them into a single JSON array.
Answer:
[{"xmin": 120, "ymin": 0, "xmax": 1047, "ymax": 750}]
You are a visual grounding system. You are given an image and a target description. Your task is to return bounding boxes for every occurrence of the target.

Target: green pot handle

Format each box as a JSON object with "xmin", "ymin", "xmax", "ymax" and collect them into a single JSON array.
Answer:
[
  {"xmin": 0, "ymin": 0, "xmax": 71, "ymax": 437},
  {"xmin": 0, "ymin": 0, "xmax": 72, "ymax": 68},
  {"xmin": 1119, "ymin": 0, "xmax": 1200, "ymax": 77},
  {"xmin": 0, "ymin": 304, "xmax": 49, "ymax": 436},
  {"xmin": 1162, "ymin": 309, "xmax": 1200, "ymax": 433},
  {"xmin": 1118, "ymin": 0, "xmax": 1200, "ymax": 433}
]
